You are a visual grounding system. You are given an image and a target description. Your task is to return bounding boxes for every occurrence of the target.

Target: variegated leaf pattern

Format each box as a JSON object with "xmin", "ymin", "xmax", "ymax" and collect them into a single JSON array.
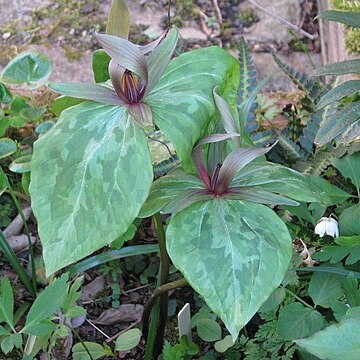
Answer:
[
  {"xmin": 30, "ymin": 102, "xmax": 153, "ymax": 275},
  {"xmin": 146, "ymin": 46, "xmax": 239, "ymax": 173},
  {"xmin": 166, "ymin": 199, "xmax": 292, "ymax": 341}
]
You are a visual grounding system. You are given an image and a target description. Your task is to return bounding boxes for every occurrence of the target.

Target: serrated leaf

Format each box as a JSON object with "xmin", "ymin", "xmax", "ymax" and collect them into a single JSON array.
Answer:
[
  {"xmin": 308, "ymin": 270, "xmax": 344, "ymax": 308},
  {"xmin": 342, "ymin": 276, "xmax": 360, "ymax": 307},
  {"xmin": 146, "ymin": 46, "xmax": 239, "ymax": 173},
  {"xmin": 22, "ymin": 274, "xmax": 68, "ymax": 335},
  {"xmin": 30, "ymin": 102, "xmax": 153, "ymax": 275},
  {"xmin": 277, "ymin": 302, "xmax": 324, "ymax": 340},
  {"xmin": 317, "ymin": 80, "xmax": 360, "ymax": 109},
  {"xmin": 196, "ymin": 319, "xmax": 221, "ymax": 342},
  {"xmin": 1, "ymin": 51, "xmax": 51, "ymax": 89},
  {"xmin": 1, "ymin": 335, "xmax": 14, "ymax": 354},
  {"xmin": 167, "ymin": 199, "xmax": 292, "ymax": 341},
  {"xmin": 115, "ymin": 328, "xmax": 142, "ymax": 351},
  {"xmin": 313, "ymin": 59, "xmax": 360, "ymax": 76},
  {"xmin": 295, "ymin": 318, "xmax": 360, "ymax": 360}
]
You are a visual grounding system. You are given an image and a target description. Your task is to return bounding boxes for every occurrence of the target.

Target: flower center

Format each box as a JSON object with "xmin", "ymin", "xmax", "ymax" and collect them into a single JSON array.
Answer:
[{"xmin": 121, "ymin": 70, "xmax": 144, "ymax": 104}]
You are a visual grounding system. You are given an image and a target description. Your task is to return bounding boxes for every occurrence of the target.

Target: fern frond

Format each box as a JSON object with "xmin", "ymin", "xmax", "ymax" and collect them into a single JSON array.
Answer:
[
  {"xmin": 300, "ymin": 113, "xmax": 322, "ymax": 154},
  {"xmin": 238, "ymin": 37, "xmax": 258, "ymax": 132},
  {"xmin": 277, "ymin": 135, "xmax": 305, "ymax": 162},
  {"xmin": 272, "ymin": 53, "xmax": 324, "ymax": 108},
  {"xmin": 293, "ymin": 150, "xmax": 333, "ymax": 175}
]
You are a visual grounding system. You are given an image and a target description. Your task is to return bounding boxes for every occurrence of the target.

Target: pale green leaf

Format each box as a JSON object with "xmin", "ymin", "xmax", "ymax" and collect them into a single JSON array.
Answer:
[
  {"xmin": 72, "ymin": 341, "xmax": 106, "ymax": 360},
  {"xmin": 22, "ymin": 274, "xmax": 68, "ymax": 335},
  {"xmin": 115, "ymin": 328, "xmax": 142, "ymax": 351},
  {"xmin": 9, "ymin": 154, "xmax": 32, "ymax": 173},
  {"xmin": 106, "ymin": 0, "xmax": 130, "ymax": 39},
  {"xmin": 51, "ymin": 95, "xmax": 84, "ymax": 116},
  {"xmin": 146, "ymin": 46, "xmax": 239, "ymax": 172},
  {"xmin": 295, "ymin": 318, "xmax": 360, "ymax": 360},
  {"xmin": 214, "ymin": 335, "xmax": 235, "ymax": 353},
  {"xmin": 0, "ymin": 138, "xmax": 17, "ymax": 159},
  {"xmin": 0, "ymin": 277, "xmax": 14, "ymax": 328},
  {"xmin": 30, "ymin": 102, "xmax": 153, "ymax": 275},
  {"xmin": 318, "ymin": 10, "xmax": 360, "ymax": 27},
  {"xmin": 277, "ymin": 302, "xmax": 324, "ymax": 340},
  {"xmin": 339, "ymin": 204, "xmax": 360, "ymax": 236},
  {"xmin": 196, "ymin": 319, "xmax": 222, "ymax": 342},
  {"xmin": 167, "ymin": 199, "xmax": 292, "ymax": 341},
  {"xmin": 331, "ymin": 152, "xmax": 360, "ymax": 191},
  {"xmin": 308, "ymin": 270, "xmax": 344, "ymax": 308},
  {"xmin": 1, "ymin": 51, "xmax": 51, "ymax": 89}
]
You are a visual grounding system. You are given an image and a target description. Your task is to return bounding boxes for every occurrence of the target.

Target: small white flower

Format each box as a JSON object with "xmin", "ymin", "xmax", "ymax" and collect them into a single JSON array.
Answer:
[{"xmin": 314, "ymin": 217, "xmax": 339, "ymax": 238}]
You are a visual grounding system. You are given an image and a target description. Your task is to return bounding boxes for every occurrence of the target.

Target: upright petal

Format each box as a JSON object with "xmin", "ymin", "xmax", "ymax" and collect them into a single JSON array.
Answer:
[
  {"xmin": 145, "ymin": 27, "xmax": 179, "ymax": 95},
  {"xmin": 96, "ymin": 33, "xmax": 148, "ymax": 84}
]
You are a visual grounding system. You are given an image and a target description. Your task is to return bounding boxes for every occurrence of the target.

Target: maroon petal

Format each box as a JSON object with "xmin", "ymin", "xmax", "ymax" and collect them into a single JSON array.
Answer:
[{"xmin": 128, "ymin": 102, "xmax": 154, "ymax": 129}]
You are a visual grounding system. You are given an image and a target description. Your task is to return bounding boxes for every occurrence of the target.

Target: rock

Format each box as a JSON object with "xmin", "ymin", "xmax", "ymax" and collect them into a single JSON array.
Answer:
[
  {"xmin": 241, "ymin": 0, "xmax": 301, "ymax": 43},
  {"xmin": 180, "ymin": 27, "xmax": 207, "ymax": 41},
  {"xmin": 2, "ymin": 33, "xmax": 11, "ymax": 40}
]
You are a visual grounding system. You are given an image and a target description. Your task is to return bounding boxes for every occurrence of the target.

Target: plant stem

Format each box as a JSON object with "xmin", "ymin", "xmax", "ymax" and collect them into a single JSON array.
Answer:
[
  {"xmin": 1, "ymin": 167, "xmax": 37, "ymax": 292},
  {"xmin": 72, "ymin": 327, "xmax": 94, "ymax": 360},
  {"xmin": 142, "ymin": 278, "xmax": 188, "ymax": 340},
  {"xmin": 153, "ymin": 213, "xmax": 170, "ymax": 356},
  {"xmin": 0, "ymin": 230, "xmax": 35, "ymax": 298},
  {"xmin": 283, "ymin": 287, "xmax": 314, "ymax": 310},
  {"xmin": 144, "ymin": 300, "xmax": 160, "ymax": 360}
]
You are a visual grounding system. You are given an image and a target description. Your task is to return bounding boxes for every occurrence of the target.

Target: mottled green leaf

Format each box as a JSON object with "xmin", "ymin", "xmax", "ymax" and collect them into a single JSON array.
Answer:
[
  {"xmin": 167, "ymin": 199, "xmax": 292, "ymax": 341},
  {"xmin": 231, "ymin": 162, "xmax": 319, "ymax": 203},
  {"xmin": 35, "ymin": 120, "xmax": 55, "ymax": 134},
  {"xmin": 1, "ymin": 51, "xmax": 51, "ymax": 89},
  {"xmin": 277, "ymin": 302, "xmax": 324, "ymax": 340},
  {"xmin": 30, "ymin": 102, "xmax": 153, "ymax": 275},
  {"xmin": 139, "ymin": 169, "xmax": 203, "ymax": 218},
  {"xmin": 146, "ymin": 46, "xmax": 239, "ymax": 172},
  {"xmin": 0, "ymin": 138, "xmax": 17, "ymax": 159},
  {"xmin": 295, "ymin": 318, "xmax": 360, "ymax": 360}
]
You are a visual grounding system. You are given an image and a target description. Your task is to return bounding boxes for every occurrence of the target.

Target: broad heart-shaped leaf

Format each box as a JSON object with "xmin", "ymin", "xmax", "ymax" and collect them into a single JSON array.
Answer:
[
  {"xmin": 145, "ymin": 46, "xmax": 239, "ymax": 173},
  {"xmin": 1, "ymin": 51, "xmax": 51, "ymax": 89},
  {"xmin": 295, "ymin": 318, "xmax": 360, "ymax": 360},
  {"xmin": 166, "ymin": 199, "xmax": 292, "ymax": 341},
  {"xmin": 30, "ymin": 102, "xmax": 153, "ymax": 275}
]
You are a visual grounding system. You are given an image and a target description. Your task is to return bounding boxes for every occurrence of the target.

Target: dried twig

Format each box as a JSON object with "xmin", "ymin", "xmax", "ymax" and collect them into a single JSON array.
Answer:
[
  {"xmin": 248, "ymin": 0, "xmax": 317, "ymax": 40},
  {"xmin": 85, "ymin": 319, "xmax": 111, "ymax": 340},
  {"xmin": 212, "ymin": 0, "xmax": 223, "ymax": 24},
  {"xmin": 198, "ymin": 9, "xmax": 211, "ymax": 36}
]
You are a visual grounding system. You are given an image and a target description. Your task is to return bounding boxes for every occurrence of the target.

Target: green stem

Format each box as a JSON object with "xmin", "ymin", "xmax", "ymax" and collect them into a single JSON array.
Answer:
[
  {"xmin": 1, "ymin": 167, "xmax": 37, "ymax": 292},
  {"xmin": 72, "ymin": 327, "xmax": 94, "ymax": 360},
  {"xmin": 0, "ymin": 230, "xmax": 35, "ymax": 298},
  {"xmin": 144, "ymin": 300, "xmax": 160, "ymax": 360},
  {"xmin": 153, "ymin": 213, "xmax": 170, "ymax": 357},
  {"xmin": 142, "ymin": 278, "xmax": 188, "ymax": 341},
  {"xmin": 283, "ymin": 287, "xmax": 314, "ymax": 310}
]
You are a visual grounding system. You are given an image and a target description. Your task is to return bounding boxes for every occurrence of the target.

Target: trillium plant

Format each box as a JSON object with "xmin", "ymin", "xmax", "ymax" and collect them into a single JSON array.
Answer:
[{"xmin": 28, "ymin": 0, "xmax": 326, "ymax": 356}]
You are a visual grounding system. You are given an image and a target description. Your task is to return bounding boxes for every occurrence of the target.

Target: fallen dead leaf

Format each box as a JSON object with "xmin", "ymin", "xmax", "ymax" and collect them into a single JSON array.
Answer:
[{"xmin": 92, "ymin": 304, "xmax": 144, "ymax": 325}]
